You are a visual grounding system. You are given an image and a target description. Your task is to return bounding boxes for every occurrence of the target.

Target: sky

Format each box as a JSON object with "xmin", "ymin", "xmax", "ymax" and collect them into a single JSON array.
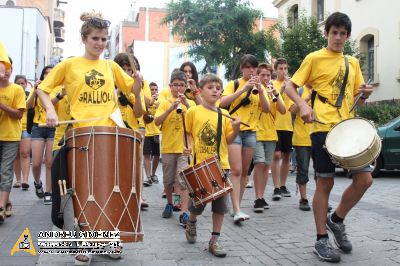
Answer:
[{"xmin": 59, "ymin": 0, "xmax": 278, "ymax": 57}]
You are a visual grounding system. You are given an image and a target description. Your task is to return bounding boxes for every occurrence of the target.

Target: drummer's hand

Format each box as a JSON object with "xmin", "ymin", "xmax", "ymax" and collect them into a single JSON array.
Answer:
[
  {"xmin": 131, "ymin": 71, "xmax": 143, "ymax": 97},
  {"xmin": 46, "ymin": 108, "xmax": 58, "ymax": 128},
  {"xmin": 299, "ymin": 102, "xmax": 314, "ymax": 123},
  {"xmin": 183, "ymin": 146, "xmax": 192, "ymax": 156},
  {"xmin": 358, "ymin": 83, "xmax": 373, "ymax": 98},
  {"xmin": 231, "ymin": 117, "xmax": 241, "ymax": 132}
]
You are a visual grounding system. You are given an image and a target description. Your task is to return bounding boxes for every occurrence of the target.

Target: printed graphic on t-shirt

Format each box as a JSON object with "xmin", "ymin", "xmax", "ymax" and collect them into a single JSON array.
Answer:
[
  {"xmin": 197, "ymin": 120, "xmax": 217, "ymax": 154},
  {"xmin": 329, "ymin": 66, "xmax": 345, "ymax": 99},
  {"xmin": 78, "ymin": 69, "xmax": 113, "ymax": 104}
]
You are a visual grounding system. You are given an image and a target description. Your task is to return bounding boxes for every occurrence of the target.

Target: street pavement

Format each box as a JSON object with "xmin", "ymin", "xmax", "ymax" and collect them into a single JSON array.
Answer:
[{"xmin": 1, "ymin": 165, "xmax": 399, "ymax": 266}]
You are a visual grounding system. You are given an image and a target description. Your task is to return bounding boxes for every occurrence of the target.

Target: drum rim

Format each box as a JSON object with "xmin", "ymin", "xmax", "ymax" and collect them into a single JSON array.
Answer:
[{"xmin": 65, "ymin": 129, "xmax": 142, "ymax": 143}]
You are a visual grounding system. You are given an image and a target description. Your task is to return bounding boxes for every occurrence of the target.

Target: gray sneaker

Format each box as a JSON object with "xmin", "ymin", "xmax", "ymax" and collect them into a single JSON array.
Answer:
[
  {"xmin": 185, "ymin": 221, "xmax": 197, "ymax": 244},
  {"xmin": 313, "ymin": 238, "xmax": 341, "ymax": 262},
  {"xmin": 299, "ymin": 199, "xmax": 311, "ymax": 211},
  {"xmin": 326, "ymin": 214, "xmax": 353, "ymax": 253},
  {"xmin": 209, "ymin": 240, "xmax": 227, "ymax": 257}
]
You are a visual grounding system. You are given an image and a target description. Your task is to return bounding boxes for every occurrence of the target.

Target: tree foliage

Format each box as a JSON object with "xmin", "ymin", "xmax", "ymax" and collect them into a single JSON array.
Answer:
[{"xmin": 162, "ymin": 0, "xmax": 278, "ymax": 79}]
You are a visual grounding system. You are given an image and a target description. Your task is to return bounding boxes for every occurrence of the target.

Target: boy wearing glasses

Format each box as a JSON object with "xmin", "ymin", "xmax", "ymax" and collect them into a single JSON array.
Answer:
[{"xmin": 155, "ymin": 70, "xmax": 195, "ymax": 227}]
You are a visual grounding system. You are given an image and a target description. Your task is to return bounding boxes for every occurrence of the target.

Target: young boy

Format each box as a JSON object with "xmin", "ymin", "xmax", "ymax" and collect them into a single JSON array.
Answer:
[
  {"xmin": 0, "ymin": 57, "xmax": 26, "ymax": 222},
  {"xmin": 184, "ymin": 73, "xmax": 240, "ymax": 257},
  {"xmin": 154, "ymin": 70, "xmax": 195, "ymax": 226}
]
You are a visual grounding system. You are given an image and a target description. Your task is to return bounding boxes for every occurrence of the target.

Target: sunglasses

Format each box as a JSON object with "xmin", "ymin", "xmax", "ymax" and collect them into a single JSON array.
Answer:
[{"xmin": 89, "ymin": 18, "xmax": 111, "ymax": 28}]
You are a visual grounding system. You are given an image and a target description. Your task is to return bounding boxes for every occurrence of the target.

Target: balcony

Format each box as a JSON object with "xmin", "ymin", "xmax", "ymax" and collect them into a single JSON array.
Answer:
[
  {"xmin": 52, "ymin": 46, "xmax": 63, "ymax": 56},
  {"xmin": 54, "ymin": 27, "xmax": 65, "ymax": 42},
  {"xmin": 54, "ymin": 8, "xmax": 65, "ymax": 28}
]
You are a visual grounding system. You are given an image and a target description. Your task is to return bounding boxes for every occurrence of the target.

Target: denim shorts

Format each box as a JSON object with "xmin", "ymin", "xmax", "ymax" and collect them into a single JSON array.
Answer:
[
  {"xmin": 31, "ymin": 124, "xmax": 55, "ymax": 141},
  {"xmin": 253, "ymin": 141, "xmax": 276, "ymax": 165},
  {"xmin": 232, "ymin": 130, "xmax": 256, "ymax": 148},
  {"xmin": 21, "ymin": 130, "xmax": 31, "ymax": 139},
  {"xmin": 311, "ymin": 132, "xmax": 373, "ymax": 178}
]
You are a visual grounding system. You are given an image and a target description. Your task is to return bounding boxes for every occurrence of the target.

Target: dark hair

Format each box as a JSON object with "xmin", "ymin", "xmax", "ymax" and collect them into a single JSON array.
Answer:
[
  {"xmin": 274, "ymin": 58, "xmax": 288, "ymax": 70},
  {"xmin": 180, "ymin": 61, "xmax": 199, "ymax": 84},
  {"xmin": 114, "ymin": 53, "xmax": 141, "ymax": 71},
  {"xmin": 240, "ymin": 54, "xmax": 259, "ymax": 69},
  {"xmin": 198, "ymin": 73, "xmax": 222, "ymax": 89},
  {"xmin": 257, "ymin": 63, "xmax": 273, "ymax": 74},
  {"xmin": 149, "ymin": 82, "xmax": 158, "ymax": 87},
  {"xmin": 80, "ymin": 12, "xmax": 109, "ymax": 38},
  {"xmin": 8, "ymin": 56, "xmax": 13, "ymax": 65},
  {"xmin": 14, "ymin": 75, "xmax": 27, "ymax": 83},
  {"xmin": 170, "ymin": 70, "xmax": 187, "ymax": 84},
  {"xmin": 40, "ymin": 65, "xmax": 53, "ymax": 81},
  {"xmin": 324, "ymin": 12, "xmax": 352, "ymax": 35}
]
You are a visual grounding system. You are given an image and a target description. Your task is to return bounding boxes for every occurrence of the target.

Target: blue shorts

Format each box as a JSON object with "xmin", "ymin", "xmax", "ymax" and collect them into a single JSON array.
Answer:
[
  {"xmin": 21, "ymin": 130, "xmax": 31, "ymax": 139},
  {"xmin": 31, "ymin": 124, "xmax": 55, "ymax": 141},
  {"xmin": 232, "ymin": 130, "xmax": 256, "ymax": 148},
  {"xmin": 311, "ymin": 132, "xmax": 373, "ymax": 178}
]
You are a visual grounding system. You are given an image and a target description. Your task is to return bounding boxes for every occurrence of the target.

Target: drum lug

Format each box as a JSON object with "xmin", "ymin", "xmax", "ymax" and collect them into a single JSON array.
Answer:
[
  {"xmin": 200, "ymin": 188, "xmax": 207, "ymax": 195},
  {"xmin": 189, "ymin": 192, "xmax": 196, "ymax": 198},
  {"xmin": 211, "ymin": 180, "xmax": 218, "ymax": 187},
  {"xmin": 131, "ymin": 187, "xmax": 136, "ymax": 194},
  {"xmin": 78, "ymin": 146, "xmax": 88, "ymax": 151},
  {"xmin": 113, "ymin": 186, "xmax": 120, "ymax": 192}
]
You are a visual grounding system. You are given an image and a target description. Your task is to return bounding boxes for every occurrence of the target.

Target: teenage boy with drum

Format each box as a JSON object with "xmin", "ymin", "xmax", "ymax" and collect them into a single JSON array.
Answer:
[
  {"xmin": 284, "ymin": 12, "xmax": 373, "ymax": 262},
  {"xmin": 183, "ymin": 73, "xmax": 240, "ymax": 257}
]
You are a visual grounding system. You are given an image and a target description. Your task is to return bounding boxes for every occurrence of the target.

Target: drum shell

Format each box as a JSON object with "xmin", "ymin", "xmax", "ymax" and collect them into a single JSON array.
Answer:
[
  {"xmin": 325, "ymin": 118, "xmax": 382, "ymax": 170},
  {"xmin": 65, "ymin": 126, "xmax": 143, "ymax": 242},
  {"xmin": 180, "ymin": 156, "xmax": 232, "ymax": 207}
]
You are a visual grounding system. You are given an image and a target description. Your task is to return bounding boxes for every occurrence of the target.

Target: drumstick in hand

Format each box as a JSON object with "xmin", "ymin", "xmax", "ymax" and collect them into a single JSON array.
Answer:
[
  {"xmin": 58, "ymin": 180, "xmax": 64, "ymax": 196},
  {"xmin": 38, "ymin": 117, "xmax": 103, "ymax": 127},
  {"xmin": 349, "ymin": 79, "xmax": 372, "ymax": 113}
]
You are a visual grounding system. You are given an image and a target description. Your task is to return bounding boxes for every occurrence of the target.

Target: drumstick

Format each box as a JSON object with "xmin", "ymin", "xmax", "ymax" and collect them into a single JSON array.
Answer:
[
  {"xmin": 349, "ymin": 79, "xmax": 372, "ymax": 113},
  {"xmin": 181, "ymin": 112, "xmax": 191, "ymax": 165},
  {"xmin": 38, "ymin": 117, "xmax": 103, "ymax": 127},
  {"xmin": 58, "ymin": 180, "xmax": 64, "ymax": 196},
  {"xmin": 126, "ymin": 52, "xmax": 137, "ymax": 73},
  {"xmin": 62, "ymin": 180, "xmax": 67, "ymax": 195},
  {"xmin": 218, "ymin": 111, "xmax": 250, "ymax": 127}
]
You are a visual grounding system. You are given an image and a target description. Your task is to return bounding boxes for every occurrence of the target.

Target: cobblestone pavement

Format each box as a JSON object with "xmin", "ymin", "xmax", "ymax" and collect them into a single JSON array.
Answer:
[{"xmin": 0, "ymin": 166, "xmax": 399, "ymax": 266}]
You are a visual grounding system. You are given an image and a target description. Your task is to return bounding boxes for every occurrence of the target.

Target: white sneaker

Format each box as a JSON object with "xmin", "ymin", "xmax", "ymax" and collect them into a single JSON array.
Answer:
[{"xmin": 233, "ymin": 211, "xmax": 250, "ymax": 223}]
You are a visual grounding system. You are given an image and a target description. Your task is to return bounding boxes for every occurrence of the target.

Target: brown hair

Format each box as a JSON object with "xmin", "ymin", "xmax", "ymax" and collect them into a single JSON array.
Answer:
[
  {"xmin": 274, "ymin": 58, "xmax": 288, "ymax": 70},
  {"xmin": 80, "ymin": 12, "xmax": 109, "ymax": 38},
  {"xmin": 198, "ymin": 73, "xmax": 223, "ymax": 89},
  {"xmin": 257, "ymin": 63, "xmax": 273, "ymax": 75}
]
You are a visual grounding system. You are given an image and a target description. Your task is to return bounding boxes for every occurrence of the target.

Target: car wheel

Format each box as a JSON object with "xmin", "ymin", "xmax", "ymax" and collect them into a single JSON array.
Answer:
[{"xmin": 371, "ymin": 155, "xmax": 383, "ymax": 177}]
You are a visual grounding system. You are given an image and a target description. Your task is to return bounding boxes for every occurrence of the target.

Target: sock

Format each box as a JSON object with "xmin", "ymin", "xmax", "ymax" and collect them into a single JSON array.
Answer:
[
  {"xmin": 331, "ymin": 211, "xmax": 344, "ymax": 223},
  {"xmin": 210, "ymin": 232, "xmax": 220, "ymax": 244},
  {"xmin": 317, "ymin": 234, "xmax": 328, "ymax": 241}
]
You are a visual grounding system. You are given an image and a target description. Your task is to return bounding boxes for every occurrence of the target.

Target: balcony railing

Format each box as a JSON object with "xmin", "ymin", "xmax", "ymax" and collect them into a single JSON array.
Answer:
[{"xmin": 54, "ymin": 8, "xmax": 65, "ymax": 28}]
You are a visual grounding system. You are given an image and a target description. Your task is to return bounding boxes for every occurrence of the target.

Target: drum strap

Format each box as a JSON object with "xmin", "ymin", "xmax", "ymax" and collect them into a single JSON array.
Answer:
[
  {"xmin": 216, "ymin": 108, "xmax": 222, "ymax": 160},
  {"xmin": 311, "ymin": 55, "xmax": 349, "ymax": 109}
]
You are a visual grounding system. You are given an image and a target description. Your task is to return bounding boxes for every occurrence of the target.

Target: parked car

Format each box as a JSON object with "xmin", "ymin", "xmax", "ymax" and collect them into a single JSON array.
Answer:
[{"xmin": 372, "ymin": 116, "xmax": 400, "ymax": 176}]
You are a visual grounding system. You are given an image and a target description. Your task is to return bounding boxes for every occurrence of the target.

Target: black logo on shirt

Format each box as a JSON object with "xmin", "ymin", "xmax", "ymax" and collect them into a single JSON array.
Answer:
[
  {"xmin": 85, "ymin": 69, "xmax": 105, "ymax": 90},
  {"xmin": 197, "ymin": 121, "xmax": 217, "ymax": 154}
]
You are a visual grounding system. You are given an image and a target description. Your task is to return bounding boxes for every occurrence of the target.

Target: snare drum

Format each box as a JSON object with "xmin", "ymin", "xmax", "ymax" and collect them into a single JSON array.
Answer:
[
  {"xmin": 65, "ymin": 126, "xmax": 143, "ymax": 242},
  {"xmin": 179, "ymin": 156, "xmax": 232, "ymax": 207},
  {"xmin": 325, "ymin": 118, "xmax": 382, "ymax": 170}
]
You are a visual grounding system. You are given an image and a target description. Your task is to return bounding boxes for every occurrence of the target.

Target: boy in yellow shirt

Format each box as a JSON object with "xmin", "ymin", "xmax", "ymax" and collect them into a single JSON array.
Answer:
[
  {"xmin": 184, "ymin": 73, "xmax": 240, "ymax": 257},
  {"xmin": 285, "ymin": 12, "xmax": 373, "ymax": 262},
  {"xmin": 0, "ymin": 58, "xmax": 26, "ymax": 222},
  {"xmin": 155, "ymin": 70, "xmax": 195, "ymax": 226}
]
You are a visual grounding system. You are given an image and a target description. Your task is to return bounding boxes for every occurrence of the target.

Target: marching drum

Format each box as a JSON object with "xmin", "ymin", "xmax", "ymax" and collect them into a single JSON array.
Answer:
[
  {"xmin": 325, "ymin": 118, "xmax": 382, "ymax": 170},
  {"xmin": 65, "ymin": 126, "xmax": 143, "ymax": 242},
  {"xmin": 179, "ymin": 156, "xmax": 233, "ymax": 207}
]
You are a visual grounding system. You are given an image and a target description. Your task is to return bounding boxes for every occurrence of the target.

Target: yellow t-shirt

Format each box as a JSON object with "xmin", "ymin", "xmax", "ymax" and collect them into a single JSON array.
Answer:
[
  {"xmin": 0, "ymin": 83, "xmax": 26, "ymax": 141},
  {"xmin": 144, "ymin": 100, "xmax": 161, "ymax": 137},
  {"xmin": 273, "ymin": 79, "xmax": 293, "ymax": 132},
  {"xmin": 28, "ymin": 86, "xmax": 60, "ymax": 125},
  {"xmin": 118, "ymin": 91, "xmax": 145, "ymax": 130},
  {"xmin": 52, "ymin": 89, "xmax": 71, "ymax": 151},
  {"xmin": 185, "ymin": 105, "xmax": 233, "ymax": 169},
  {"xmin": 155, "ymin": 98, "xmax": 195, "ymax": 154},
  {"xmin": 291, "ymin": 48, "xmax": 364, "ymax": 133},
  {"xmin": 292, "ymin": 87, "xmax": 312, "ymax": 146},
  {"xmin": 221, "ymin": 78, "xmax": 262, "ymax": 131},
  {"xmin": 21, "ymin": 91, "xmax": 29, "ymax": 132},
  {"xmin": 38, "ymin": 57, "xmax": 135, "ymax": 128},
  {"xmin": 256, "ymin": 94, "xmax": 280, "ymax": 142}
]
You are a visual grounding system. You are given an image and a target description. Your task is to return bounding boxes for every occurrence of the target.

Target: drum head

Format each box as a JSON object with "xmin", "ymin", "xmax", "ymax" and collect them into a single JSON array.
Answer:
[{"xmin": 326, "ymin": 118, "xmax": 377, "ymax": 157}]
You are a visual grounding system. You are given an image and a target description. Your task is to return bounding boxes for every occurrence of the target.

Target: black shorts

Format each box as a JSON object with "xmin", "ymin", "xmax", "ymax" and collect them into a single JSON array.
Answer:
[
  {"xmin": 275, "ymin": 130, "xmax": 293, "ymax": 153},
  {"xmin": 143, "ymin": 135, "xmax": 160, "ymax": 156}
]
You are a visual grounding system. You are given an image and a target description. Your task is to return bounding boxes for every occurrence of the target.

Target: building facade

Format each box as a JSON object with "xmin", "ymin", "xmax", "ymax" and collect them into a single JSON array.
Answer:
[{"xmin": 272, "ymin": 0, "xmax": 400, "ymax": 102}]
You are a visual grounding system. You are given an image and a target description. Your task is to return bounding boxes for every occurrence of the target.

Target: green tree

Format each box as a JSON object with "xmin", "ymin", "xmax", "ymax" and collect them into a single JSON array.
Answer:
[
  {"xmin": 162, "ymin": 0, "xmax": 278, "ymax": 79},
  {"xmin": 273, "ymin": 13, "xmax": 360, "ymax": 76}
]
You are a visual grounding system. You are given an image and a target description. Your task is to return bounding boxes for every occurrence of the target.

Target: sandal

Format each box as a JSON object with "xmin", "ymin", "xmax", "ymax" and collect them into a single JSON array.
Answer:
[
  {"xmin": 13, "ymin": 182, "xmax": 21, "ymax": 188},
  {"xmin": 105, "ymin": 243, "xmax": 123, "ymax": 259},
  {"xmin": 5, "ymin": 202, "xmax": 12, "ymax": 217},
  {"xmin": 21, "ymin": 183, "xmax": 30, "ymax": 190},
  {"xmin": 74, "ymin": 253, "xmax": 92, "ymax": 265}
]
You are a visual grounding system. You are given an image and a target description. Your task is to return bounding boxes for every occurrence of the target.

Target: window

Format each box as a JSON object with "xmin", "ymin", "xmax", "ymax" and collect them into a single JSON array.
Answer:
[
  {"xmin": 317, "ymin": 0, "xmax": 324, "ymax": 22},
  {"xmin": 367, "ymin": 38, "xmax": 374, "ymax": 82},
  {"xmin": 288, "ymin": 4, "xmax": 299, "ymax": 28}
]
